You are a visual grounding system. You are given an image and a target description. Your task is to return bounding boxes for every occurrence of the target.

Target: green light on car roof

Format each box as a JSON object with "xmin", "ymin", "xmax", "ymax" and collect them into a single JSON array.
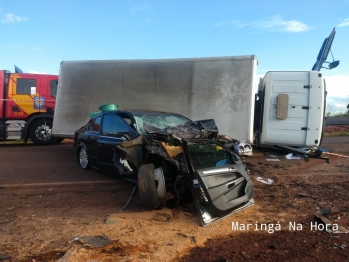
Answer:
[{"xmin": 99, "ymin": 104, "xmax": 118, "ymax": 112}]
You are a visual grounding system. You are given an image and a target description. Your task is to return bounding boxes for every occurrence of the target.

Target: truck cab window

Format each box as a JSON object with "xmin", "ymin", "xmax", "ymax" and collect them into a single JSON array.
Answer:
[
  {"xmin": 50, "ymin": 80, "xmax": 58, "ymax": 97},
  {"xmin": 16, "ymin": 78, "xmax": 36, "ymax": 95},
  {"xmin": 88, "ymin": 116, "xmax": 101, "ymax": 132}
]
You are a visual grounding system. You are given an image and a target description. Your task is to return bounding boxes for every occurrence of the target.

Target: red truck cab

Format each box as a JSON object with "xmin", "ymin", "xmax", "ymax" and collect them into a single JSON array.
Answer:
[{"xmin": 0, "ymin": 70, "xmax": 60, "ymax": 145}]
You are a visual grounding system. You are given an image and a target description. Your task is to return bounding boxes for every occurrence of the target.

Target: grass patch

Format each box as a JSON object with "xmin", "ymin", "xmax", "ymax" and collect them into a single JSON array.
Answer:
[
  {"xmin": 0, "ymin": 139, "xmax": 33, "ymax": 144},
  {"xmin": 324, "ymin": 132, "xmax": 349, "ymax": 137}
]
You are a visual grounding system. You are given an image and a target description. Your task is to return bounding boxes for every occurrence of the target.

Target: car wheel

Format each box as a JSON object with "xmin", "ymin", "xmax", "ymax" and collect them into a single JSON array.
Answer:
[
  {"xmin": 79, "ymin": 147, "xmax": 90, "ymax": 169},
  {"xmin": 29, "ymin": 118, "xmax": 58, "ymax": 145},
  {"xmin": 138, "ymin": 164, "xmax": 160, "ymax": 210}
]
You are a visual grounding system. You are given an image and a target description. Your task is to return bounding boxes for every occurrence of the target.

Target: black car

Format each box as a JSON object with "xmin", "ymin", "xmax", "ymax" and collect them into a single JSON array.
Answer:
[{"xmin": 73, "ymin": 109, "xmax": 254, "ymax": 226}]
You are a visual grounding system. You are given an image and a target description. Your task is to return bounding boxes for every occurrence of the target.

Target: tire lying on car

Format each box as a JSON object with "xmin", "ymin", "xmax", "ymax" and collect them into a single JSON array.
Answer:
[{"xmin": 137, "ymin": 164, "xmax": 160, "ymax": 210}]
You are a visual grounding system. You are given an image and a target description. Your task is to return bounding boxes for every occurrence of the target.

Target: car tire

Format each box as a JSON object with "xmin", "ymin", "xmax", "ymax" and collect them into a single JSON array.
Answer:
[
  {"xmin": 138, "ymin": 164, "xmax": 160, "ymax": 210},
  {"xmin": 29, "ymin": 118, "xmax": 58, "ymax": 145},
  {"xmin": 79, "ymin": 147, "xmax": 90, "ymax": 169}
]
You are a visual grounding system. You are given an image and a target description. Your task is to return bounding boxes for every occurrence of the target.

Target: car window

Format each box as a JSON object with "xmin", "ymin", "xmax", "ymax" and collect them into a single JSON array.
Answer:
[
  {"xmin": 88, "ymin": 116, "xmax": 101, "ymax": 132},
  {"xmin": 102, "ymin": 114, "xmax": 130, "ymax": 136},
  {"xmin": 187, "ymin": 142, "xmax": 234, "ymax": 170}
]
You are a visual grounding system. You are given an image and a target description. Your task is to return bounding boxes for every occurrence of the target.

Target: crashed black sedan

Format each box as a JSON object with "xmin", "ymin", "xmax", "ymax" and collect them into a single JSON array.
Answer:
[{"xmin": 73, "ymin": 109, "xmax": 254, "ymax": 226}]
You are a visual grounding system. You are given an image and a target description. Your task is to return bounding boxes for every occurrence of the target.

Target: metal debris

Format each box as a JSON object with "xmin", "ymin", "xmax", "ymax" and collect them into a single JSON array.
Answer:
[
  {"xmin": 256, "ymin": 177, "xmax": 274, "ymax": 185},
  {"xmin": 78, "ymin": 235, "xmax": 114, "ymax": 248},
  {"xmin": 177, "ymin": 232, "xmax": 196, "ymax": 243},
  {"xmin": 314, "ymin": 208, "xmax": 332, "ymax": 227}
]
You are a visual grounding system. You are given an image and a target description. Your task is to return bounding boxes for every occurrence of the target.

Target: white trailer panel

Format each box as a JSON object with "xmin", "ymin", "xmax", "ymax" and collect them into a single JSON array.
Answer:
[{"xmin": 53, "ymin": 56, "xmax": 258, "ymax": 142}]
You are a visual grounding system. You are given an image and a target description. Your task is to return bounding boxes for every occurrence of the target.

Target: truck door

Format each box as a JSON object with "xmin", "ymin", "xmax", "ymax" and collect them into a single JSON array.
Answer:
[
  {"xmin": 36, "ymin": 75, "xmax": 58, "ymax": 113},
  {"xmin": 183, "ymin": 139, "xmax": 254, "ymax": 226},
  {"xmin": 6, "ymin": 74, "xmax": 39, "ymax": 118},
  {"xmin": 47, "ymin": 78, "xmax": 58, "ymax": 111},
  {"xmin": 83, "ymin": 115, "xmax": 102, "ymax": 167},
  {"xmin": 0, "ymin": 71, "xmax": 5, "ymax": 119}
]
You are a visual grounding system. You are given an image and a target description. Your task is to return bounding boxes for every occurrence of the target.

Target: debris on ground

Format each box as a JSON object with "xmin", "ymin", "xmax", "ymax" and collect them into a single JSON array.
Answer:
[
  {"xmin": 77, "ymin": 235, "xmax": 115, "ymax": 248},
  {"xmin": 256, "ymin": 177, "xmax": 274, "ymax": 185}
]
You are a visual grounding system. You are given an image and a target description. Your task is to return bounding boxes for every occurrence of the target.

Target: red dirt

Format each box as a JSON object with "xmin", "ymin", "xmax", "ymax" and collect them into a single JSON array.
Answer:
[
  {"xmin": 325, "ymin": 125, "xmax": 349, "ymax": 133},
  {"xmin": 0, "ymin": 137, "xmax": 348, "ymax": 261}
]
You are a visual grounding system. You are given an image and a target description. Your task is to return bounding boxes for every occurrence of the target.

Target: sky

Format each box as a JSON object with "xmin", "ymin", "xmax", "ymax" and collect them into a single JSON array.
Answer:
[{"xmin": 1, "ymin": 0, "xmax": 348, "ymax": 113}]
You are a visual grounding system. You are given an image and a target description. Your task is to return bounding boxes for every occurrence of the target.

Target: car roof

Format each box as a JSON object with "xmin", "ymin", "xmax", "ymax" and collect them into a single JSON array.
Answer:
[{"xmin": 104, "ymin": 109, "xmax": 187, "ymax": 116}]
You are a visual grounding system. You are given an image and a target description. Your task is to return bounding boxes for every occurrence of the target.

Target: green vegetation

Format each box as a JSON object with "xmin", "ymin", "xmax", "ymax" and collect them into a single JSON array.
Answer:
[
  {"xmin": 324, "ymin": 132, "xmax": 349, "ymax": 137},
  {"xmin": 326, "ymin": 112, "xmax": 348, "ymax": 117},
  {"xmin": 326, "ymin": 107, "xmax": 349, "ymax": 117},
  {"xmin": 0, "ymin": 139, "xmax": 33, "ymax": 144}
]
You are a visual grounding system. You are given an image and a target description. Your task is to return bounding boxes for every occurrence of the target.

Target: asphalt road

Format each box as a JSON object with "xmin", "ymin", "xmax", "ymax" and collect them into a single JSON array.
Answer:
[
  {"xmin": 1, "ymin": 136, "xmax": 348, "ymax": 187},
  {"xmin": 326, "ymin": 117, "xmax": 349, "ymax": 125},
  {"xmin": 0, "ymin": 141, "xmax": 127, "ymax": 188}
]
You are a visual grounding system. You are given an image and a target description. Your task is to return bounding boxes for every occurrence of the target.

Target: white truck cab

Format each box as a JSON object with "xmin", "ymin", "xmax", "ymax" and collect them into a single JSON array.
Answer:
[{"xmin": 255, "ymin": 71, "xmax": 326, "ymax": 148}]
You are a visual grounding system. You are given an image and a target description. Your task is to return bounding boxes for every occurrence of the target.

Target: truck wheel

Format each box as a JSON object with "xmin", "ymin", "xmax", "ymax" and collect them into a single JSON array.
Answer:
[
  {"xmin": 79, "ymin": 147, "xmax": 90, "ymax": 169},
  {"xmin": 138, "ymin": 164, "xmax": 160, "ymax": 210},
  {"xmin": 29, "ymin": 118, "xmax": 58, "ymax": 145}
]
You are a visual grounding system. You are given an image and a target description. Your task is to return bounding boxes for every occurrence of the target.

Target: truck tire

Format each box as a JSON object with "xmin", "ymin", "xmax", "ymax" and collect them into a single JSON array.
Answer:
[
  {"xmin": 138, "ymin": 164, "xmax": 160, "ymax": 210},
  {"xmin": 29, "ymin": 118, "xmax": 58, "ymax": 145}
]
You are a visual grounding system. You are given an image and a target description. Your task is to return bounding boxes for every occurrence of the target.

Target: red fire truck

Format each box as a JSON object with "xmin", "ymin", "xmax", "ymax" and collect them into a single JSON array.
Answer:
[{"xmin": 0, "ymin": 69, "xmax": 62, "ymax": 145}]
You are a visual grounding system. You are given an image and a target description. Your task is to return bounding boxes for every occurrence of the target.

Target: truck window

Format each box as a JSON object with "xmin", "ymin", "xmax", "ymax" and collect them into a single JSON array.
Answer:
[
  {"xmin": 50, "ymin": 80, "xmax": 58, "ymax": 97},
  {"xmin": 88, "ymin": 116, "xmax": 101, "ymax": 132},
  {"xmin": 16, "ymin": 78, "xmax": 36, "ymax": 95}
]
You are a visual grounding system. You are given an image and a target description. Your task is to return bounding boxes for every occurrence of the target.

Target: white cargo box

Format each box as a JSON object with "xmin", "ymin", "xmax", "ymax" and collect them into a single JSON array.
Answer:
[{"xmin": 53, "ymin": 56, "xmax": 258, "ymax": 142}]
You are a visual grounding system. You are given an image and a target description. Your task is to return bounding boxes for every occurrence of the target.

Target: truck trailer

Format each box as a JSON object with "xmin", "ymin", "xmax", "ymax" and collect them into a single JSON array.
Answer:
[
  {"xmin": 53, "ymin": 56, "xmax": 326, "ymax": 150},
  {"xmin": 0, "ymin": 69, "xmax": 61, "ymax": 145}
]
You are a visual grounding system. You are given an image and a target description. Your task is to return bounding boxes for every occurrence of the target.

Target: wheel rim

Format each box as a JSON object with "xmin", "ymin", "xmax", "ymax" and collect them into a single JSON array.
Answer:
[
  {"xmin": 79, "ymin": 148, "xmax": 88, "ymax": 168},
  {"xmin": 34, "ymin": 124, "xmax": 53, "ymax": 141}
]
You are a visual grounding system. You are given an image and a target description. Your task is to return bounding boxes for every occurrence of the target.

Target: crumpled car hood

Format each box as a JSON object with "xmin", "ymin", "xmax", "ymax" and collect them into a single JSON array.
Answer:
[{"xmin": 143, "ymin": 119, "xmax": 252, "ymax": 156}]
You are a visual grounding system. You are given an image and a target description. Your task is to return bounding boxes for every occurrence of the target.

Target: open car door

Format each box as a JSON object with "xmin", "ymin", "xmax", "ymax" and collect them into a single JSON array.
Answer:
[{"xmin": 183, "ymin": 139, "xmax": 254, "ymax": 226}]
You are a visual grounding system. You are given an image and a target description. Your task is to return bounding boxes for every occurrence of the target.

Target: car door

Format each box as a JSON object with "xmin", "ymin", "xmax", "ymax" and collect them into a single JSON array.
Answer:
[
  {"xmin": 97, "ymin": 113, "xmax": 134, "ymax": 174},
  {"xmin": 83, "ymin": 116, "xmax": 102, "ymax": 167},
  {"xmin": 182, "ymin": 139, "xmax": 254, "ymax": 226}
]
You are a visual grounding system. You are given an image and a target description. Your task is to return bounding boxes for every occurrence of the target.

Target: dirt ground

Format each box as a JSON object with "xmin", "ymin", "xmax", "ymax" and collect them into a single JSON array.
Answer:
[
  {"xmin": 325, "ymin": 124, "xmax": 349, "ymax": 134},
  {"xmin": 0, "ymin": 136, "xmax": 349, "ymax": 262}
]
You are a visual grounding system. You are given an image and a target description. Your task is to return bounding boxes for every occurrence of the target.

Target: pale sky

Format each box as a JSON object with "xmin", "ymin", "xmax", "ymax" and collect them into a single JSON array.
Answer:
[{"xmin": 1, "ymin": 0, "xmax": 348, "ymax": 112}]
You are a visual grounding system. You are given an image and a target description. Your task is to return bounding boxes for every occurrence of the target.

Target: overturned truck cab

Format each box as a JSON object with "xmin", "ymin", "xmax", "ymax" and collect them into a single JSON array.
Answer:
[{"xmin": 73, "ymin": 109, "xmax": 254, "ymax": 226}]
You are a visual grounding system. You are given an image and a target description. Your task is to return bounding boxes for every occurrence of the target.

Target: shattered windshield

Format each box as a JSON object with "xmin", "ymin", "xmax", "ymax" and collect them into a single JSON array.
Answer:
[
  {"xmin": 134, "ymin": 112, "xmax": 195, "ymax": 134},
  {"xmin": 187, "ymin": 141, "xmax": 236, "ymax": 170}
]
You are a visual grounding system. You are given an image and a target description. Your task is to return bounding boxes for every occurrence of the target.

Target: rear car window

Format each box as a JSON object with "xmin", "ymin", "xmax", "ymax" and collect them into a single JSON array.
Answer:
[{"xmin": 88, "ymin": 116, "xmax": 101, "ymax": 132}]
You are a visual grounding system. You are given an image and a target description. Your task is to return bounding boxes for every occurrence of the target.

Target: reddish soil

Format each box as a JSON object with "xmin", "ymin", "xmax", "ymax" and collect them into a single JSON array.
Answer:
[
  {"xmin": 325, "ymin": 125, "xmax": 349, "ymax": 134},
  {"xmin": 0, "ymin": 137, "xmax": 348, "ymax": 261}
]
